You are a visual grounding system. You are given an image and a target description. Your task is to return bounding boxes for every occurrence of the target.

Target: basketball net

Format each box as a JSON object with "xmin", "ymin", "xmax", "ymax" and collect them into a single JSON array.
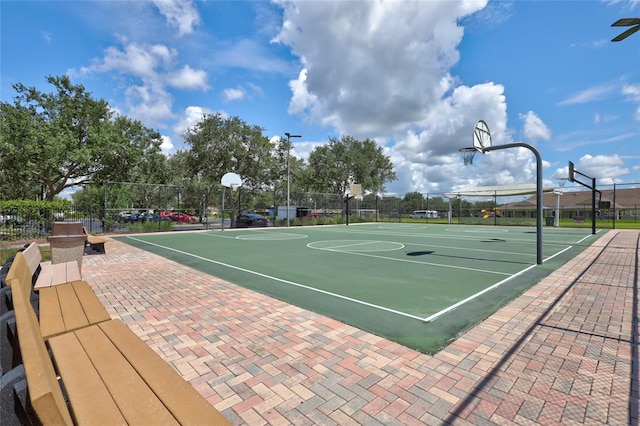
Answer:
[{"xmin": 458, "ymin": 147, "xmax": 477, "ymax": 166}]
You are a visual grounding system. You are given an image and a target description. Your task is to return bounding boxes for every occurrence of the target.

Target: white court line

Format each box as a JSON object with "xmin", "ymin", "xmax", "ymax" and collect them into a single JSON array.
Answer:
[
  {"xmin": 311, "ymin": 246, "xmax": 512, "ymax": 276},
  {"xmin": 319, "ymin": 226, "xmax": 592, "ymax": 247},
  {"xmin": 125, "ymin": 236, "xmax": 426, "ymax": 322},
  {"xmin": 124, "ymin": 235, "xmax": 575, "ymax": 324},
  {"xmin": 420, "ymin": 244, "xmax": 573, "ymax": 323},
  {"xmin": 577, "ymin": 230, "xmax": 600, "ymax": 244},
  {"xmin": 402, "ymin": 241, "xmax": 536, "ymax": 258},
  {"xmin": 322, "ymin": 240, "xmax": 391, "ymax": 251}
]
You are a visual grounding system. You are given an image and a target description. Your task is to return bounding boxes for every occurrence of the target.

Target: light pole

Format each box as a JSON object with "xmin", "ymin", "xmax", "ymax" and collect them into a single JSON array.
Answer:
[{"xmin": 284, "ymin": 132, "xmax": 301, "ymax": 227}]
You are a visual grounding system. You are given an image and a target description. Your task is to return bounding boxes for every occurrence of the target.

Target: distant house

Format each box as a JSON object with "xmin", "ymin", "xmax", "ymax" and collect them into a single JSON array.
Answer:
[{"xmin": 500, "ymin": 187, "xmax": 640, "ymax": 220}]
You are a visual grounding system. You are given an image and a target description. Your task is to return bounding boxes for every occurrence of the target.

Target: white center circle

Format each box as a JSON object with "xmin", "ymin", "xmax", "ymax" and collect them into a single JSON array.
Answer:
[{"xmin": 308, "ymin": 240, "xmax": 404, "ymax": 252}]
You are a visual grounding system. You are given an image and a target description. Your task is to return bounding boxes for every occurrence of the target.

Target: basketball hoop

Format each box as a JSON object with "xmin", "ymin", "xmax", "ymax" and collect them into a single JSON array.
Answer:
[
  {"xmin": 230, "ymin": 183, "xmax": 239, "ymax": 192},
  {"xmin": 459, "ymin": 147, "xmax": 478, "ymax": 166}
]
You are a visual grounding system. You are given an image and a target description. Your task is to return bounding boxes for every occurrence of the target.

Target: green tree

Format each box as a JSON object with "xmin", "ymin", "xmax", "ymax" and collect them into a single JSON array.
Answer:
[
  {"xmin": 0, "ymin": 75, "xmax": 163, "ymax": 201},
  {"xmin": 402, "ymin": 191, "xmax": 425, "ymax": 213},
  {"xmin": 306, "ymin": 135, "xmax": 396, "ymax": 198},
  {"xmin": 182, "ymin": 113, "xmax": 276, "ymax": 225},
  {"xmin": 425, "ymin": 196, "xmax": 448, "ymax": 213}
]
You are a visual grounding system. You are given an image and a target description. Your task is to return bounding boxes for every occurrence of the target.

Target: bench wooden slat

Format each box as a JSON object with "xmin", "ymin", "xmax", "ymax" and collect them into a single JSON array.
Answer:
[
  {"xmin": 48, "ymin": 331, "xmax": 126, "ymax": 424},
  {"xmin": 35, "ymin": 263, "xmax": 54, "ymax": 288},
  {"xmin": 73, "ymin": 322, "xmax": 180, "ymax": 425},
  {"xmin": 51, "ymin": 263, "xmax": 67, "ymax": 286},
  {"xmin": 22, "ymin": 243, "xmax": 41, "ymax": 277},
  {"xmin": 66, "ymin": 263, "xmax": 82, "ymax": 282},
  {"xmin": 71, "ymin": 280, "xmax": 111, "ymax": 325},
  {"xmin": 38, "ymin": 288, "xmax": 66, "ymax": 340},
  {"xmin": 55, "ymin": 283, "xmax": 91, "ymax": 333},
  {"xmin": 99, "ymin": 319, "xmax": 232, "ymax": 425},
  {"xmin": 35, "ymin": 261, "xmax": 82, "ymax": 290},
  {"xmin": 39, "ymin": 280, "xmax": 111, "ymax": 340}
]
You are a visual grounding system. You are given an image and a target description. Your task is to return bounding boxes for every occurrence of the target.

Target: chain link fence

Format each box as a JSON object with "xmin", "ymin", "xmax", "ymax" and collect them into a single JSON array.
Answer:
[{"xmin": 2, "ymin": 182, "xmax": 638, "ymax": 241}]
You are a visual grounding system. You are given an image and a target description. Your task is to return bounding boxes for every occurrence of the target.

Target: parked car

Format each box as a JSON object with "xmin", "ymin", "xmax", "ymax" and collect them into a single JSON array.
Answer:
[
  {"xmin": 302, "ymin": 213, "xmax": 323, "ymax": 220},
  {"xmin": 236, "ymin": 213, "xmax": 268, "ymax": 228},
  {"xmin": 135, "ymin": 212, "xmax": 172, "ymax": 222},
  {"xmin": 116, "ymin": 211, "xmax": 135, "ymax": 222},
  {"xmin": 171, "ymin": 212, "xmax": 198, "ymax": 223}
]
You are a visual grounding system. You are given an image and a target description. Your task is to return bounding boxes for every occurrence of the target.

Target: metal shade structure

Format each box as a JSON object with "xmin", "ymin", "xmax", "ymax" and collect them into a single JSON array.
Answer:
[
  {"xmin": 611, "ymin": 18, "xmax": 640, "ymax": 42},
  {"xmin": 444, "ymin": 184, "xmax": 553, "ymax": 198}
]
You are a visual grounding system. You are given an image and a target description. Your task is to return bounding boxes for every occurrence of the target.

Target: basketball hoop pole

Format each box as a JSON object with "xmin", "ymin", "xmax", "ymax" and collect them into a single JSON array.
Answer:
[{"xmin": 483, "ymin": 142, "xmax": 544, "ymax": 265}]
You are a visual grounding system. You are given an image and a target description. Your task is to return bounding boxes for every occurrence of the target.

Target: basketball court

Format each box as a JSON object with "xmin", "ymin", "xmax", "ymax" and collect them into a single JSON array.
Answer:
[{"xmin": 116, "ymin": 223, "xmax": 601, "ymax": 353}]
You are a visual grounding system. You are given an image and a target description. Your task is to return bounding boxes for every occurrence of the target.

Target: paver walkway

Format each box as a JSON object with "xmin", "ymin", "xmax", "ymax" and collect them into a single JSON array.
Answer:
[{"xmin": 82, "ymin": 229, "xmax": 638, "ymax": 425}]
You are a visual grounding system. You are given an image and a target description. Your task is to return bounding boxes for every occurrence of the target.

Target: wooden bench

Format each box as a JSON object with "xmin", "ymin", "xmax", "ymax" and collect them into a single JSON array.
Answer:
[
  {"xmin": 22, "ymin": 242, "xmax": 82, "ymax": 290},
  {"xmin": 8, "ymin": 252, "xmax": 110, "ymax": 340},
  {"xmin": 83, "ymin": 227, "xmax": 107, "ymax": 254},
  {"xmin": 6, "ymin": 252, "xmax": 231, "ymax": 425}
]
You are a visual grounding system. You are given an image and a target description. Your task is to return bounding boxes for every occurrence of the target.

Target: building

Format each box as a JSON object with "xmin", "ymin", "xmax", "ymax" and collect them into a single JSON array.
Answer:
[{"xmin": 500, "ymin": 186, "xmax": 640, "ymax": 220}]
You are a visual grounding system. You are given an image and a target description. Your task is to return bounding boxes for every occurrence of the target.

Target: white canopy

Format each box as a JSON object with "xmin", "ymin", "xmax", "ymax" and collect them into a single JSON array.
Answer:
[{"xmin": 444, "ymin": 184, "xmax": 553, "ymax": 198}]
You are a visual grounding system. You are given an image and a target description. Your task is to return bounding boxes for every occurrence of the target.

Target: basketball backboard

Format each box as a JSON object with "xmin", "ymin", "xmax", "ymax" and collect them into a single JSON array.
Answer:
[
  {"xmin": 473, "ymin": 120, "xmax": 492, "ymax": 153},
  {"xmin": 221, "ymin": 172, "xmax": 242, "ymax": 188},
  {"xmin": 568, "ymin": 161, "xmax": 575, "ymax": 182}
]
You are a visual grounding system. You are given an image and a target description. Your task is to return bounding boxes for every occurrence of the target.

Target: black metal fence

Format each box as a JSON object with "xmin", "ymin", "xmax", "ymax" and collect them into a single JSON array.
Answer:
[{"xmin": 2, "ymin": 183, "xmax": 637, "ymax": 241}]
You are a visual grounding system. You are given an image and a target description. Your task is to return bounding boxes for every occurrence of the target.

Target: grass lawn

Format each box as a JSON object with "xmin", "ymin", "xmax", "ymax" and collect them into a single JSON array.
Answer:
[{"xmin": 1, "ymin": 245, "xmax": 51, "ymax": 265}]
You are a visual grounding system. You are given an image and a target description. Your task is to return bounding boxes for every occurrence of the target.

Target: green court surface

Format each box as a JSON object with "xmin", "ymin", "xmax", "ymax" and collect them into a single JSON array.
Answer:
[{"xmin": 116, "ymin": 224, "xmax": 603, "ymax": 353}]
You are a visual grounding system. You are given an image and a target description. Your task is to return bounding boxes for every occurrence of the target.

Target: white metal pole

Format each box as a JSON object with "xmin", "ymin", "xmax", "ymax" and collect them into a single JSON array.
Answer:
[{"xmin": 284, "ymin": 132, "xmax": 301, "ymax": 227}]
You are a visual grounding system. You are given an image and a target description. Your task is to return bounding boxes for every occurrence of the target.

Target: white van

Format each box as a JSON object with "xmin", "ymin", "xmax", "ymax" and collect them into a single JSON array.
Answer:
[{"xmin": 410, "ymin": 210, "xmax": 438, "ymax": 219}]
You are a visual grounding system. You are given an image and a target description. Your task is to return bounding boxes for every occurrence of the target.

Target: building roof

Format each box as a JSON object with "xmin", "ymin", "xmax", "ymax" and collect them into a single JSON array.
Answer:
[{"xmin": 500, "ymin": 186, "xmax": 640, "ymax": 210}]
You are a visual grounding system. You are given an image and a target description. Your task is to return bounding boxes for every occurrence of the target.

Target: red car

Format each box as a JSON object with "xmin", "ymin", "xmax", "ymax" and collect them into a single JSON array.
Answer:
[
  {"xmin": 170, "ymin": 212, "xmax": 198, "ymax": 223},
  {"xmin": 302, "ymin": 213, "xmax": 322, "ymax": 220}
]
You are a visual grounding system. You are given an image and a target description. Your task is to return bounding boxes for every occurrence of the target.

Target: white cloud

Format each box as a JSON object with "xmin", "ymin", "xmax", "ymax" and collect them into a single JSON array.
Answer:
[
  {"xmin": 576, "ymin": 154, "xmax": 629, "ymax": 184},
  {"xmin": 71, "ymin": 39, "xmax": 208, "ymax": 128},
  {"xmin": 276, "ymin": 1, "xmax": 487, "ymax": 138},
  {"xmin": 622, "ymin": 84, "xmax": 640, "ymax": 100},
  {"xmin": 160, "ymin": 135, "xmax": 174, "ymax": 154},
  {"xmin": 223, "ymin": 88, "xmax": 245, "ymax": 102},
  {"xmin": 81, "ymin": 40, "xmax": 176, "ymax": 79},
  {"xmin": 41, "ymin": 31, "xmax": 53, "ymax": 44},
  {"xmin": 124, "ymin": 81, "xmax": 174, "ymax": 128},
  {"xmin": 520, "ymin": 111, "xmax": 551, "ymax": 142},
  {"xmin": 152, "ymin": 0, "xmax": 200, "ymax": 37},
  {"xmin": 274, "ymin": 0, "xmax": 551, "ymax": 194},
  {"xmin": 558, "ymin": 84, "xmax": 616, "ymax": 106},
  {"xmin": 173, "ymin": 105, "xmax": 226, "ymax": 139},
  {"xmin": 167, "ymin": 65, "xmax": 208, "ymax": 90},
  {"xmin": 622, "ymin": 84, "xmax": 640, "ymax": 120}
]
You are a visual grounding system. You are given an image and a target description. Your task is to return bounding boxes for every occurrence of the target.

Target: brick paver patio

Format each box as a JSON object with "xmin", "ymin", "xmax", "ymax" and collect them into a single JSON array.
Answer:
[{"xmin": 81, "ymin": 229, "xmax": 638, "ymax": 425}]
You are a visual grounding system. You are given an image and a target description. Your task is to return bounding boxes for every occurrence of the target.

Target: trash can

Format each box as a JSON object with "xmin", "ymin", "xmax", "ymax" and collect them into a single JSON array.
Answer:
[
  {"xmin": 545, "ymin": 217, "xmax": 555, "ymax": 226},
  {"xmin": 47, "ymin": 222, "xmax": 85, "ymax": 269}
]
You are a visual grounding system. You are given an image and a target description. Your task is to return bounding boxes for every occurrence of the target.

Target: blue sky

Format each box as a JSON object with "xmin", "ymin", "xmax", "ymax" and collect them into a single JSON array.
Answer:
[{"xmin": 2, "ymin": 0, "xmax": 639, "ymax": 196}]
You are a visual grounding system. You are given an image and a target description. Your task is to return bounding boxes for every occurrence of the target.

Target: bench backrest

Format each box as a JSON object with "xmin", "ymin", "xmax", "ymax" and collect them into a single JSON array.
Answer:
[
  {"xmin": 21, "ymin": 242, "xmax": 42, "ymax": 277},
  {"xmin": 6, "ymin": 250, "xmax": 34, "ymax": 303},
  {"xmin": 7, "ymin": 252, "xmax": 74, "ymax": 425}
]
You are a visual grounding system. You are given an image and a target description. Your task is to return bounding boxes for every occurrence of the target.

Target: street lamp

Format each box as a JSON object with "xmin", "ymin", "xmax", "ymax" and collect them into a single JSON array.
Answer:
[{"xmin": 284, "ymin": 132, "xmax": 301, "ymax": 227}]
